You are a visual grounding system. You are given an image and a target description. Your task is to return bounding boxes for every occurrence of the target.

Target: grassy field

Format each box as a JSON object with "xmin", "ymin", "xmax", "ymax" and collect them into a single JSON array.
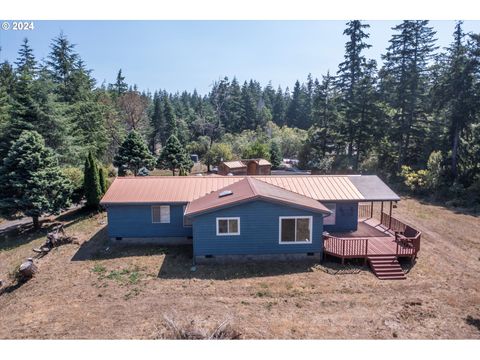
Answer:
[{"xmin": 0, "ymin": 198, "xmax": 479, "ymax": 339}]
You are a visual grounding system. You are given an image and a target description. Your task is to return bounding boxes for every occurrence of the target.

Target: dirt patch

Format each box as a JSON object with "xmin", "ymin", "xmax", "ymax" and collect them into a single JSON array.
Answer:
[{"xmin": 0, "ymin": 199, "xmax": 479, "ymax": 339}]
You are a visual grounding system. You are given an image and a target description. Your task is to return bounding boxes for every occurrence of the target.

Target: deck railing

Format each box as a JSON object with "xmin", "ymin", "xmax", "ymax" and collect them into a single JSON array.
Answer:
[
  {"xmin": 380, "ymin": 212, "xmax": 407, "ymax": 232},
  {"xmin": 324, "ymin": 235, "xmax": 369, "ymax": 259},
  {"xmin": 358, "ymin": 203, "xmax": 372, "ymax": 219}
]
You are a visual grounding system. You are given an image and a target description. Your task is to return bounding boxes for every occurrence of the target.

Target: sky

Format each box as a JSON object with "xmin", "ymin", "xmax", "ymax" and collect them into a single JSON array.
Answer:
[{"xmin": 0, "ymin": 20, "xmax": 479, "ymax": 95}]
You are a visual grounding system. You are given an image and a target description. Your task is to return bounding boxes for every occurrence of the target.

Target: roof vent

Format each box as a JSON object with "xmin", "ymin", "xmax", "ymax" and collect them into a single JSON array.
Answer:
[{"xmin": 219, "ymin": 190, "xmax": 233, "ymax": 198}]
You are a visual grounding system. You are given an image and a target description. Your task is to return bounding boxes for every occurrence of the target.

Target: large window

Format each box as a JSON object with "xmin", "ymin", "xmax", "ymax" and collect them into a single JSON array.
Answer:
[
  {"xmin": 323, "ymin": 203, "xmax": 336, "ymax": 225},
  {"xmin": 279, "ymin": 216, "xmax": 312, "ymax": 244},
  {"xmin": 152, "ymin": 205, "xmax": 170, "ymax": 224},
  {"xmin": 216, "ymin": 217, "xmax": 240, "ymax": 236}
]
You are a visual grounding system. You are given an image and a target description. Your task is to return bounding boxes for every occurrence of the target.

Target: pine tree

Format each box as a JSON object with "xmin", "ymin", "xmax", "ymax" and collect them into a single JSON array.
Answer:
[
  {"xmin": 158, "ymin": 135, "xmax": 193, "ymax": 176},
  {"xmin": 113, "ymin": 131, "xmax": 156, "ymax": 176},
  {"xmin": 83, "ymin": 151, "xmax": 102, "ymax": 209},
  {"xmin": 269, "ymin": 141, "xmax": 282, "ymax": 169},
  {"xmin": 0, "ymin": 131, "xmax": 72, "ymax": 228}
]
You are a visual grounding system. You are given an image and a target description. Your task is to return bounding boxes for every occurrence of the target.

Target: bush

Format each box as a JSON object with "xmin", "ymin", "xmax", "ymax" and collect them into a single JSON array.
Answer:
[
  {"xmin": 400, "ymin": 166, "xmax": 430, "ymax": 194},
  {"xmin": 62, "ymin": 167, "xmax": 84, "ymax": 204}
]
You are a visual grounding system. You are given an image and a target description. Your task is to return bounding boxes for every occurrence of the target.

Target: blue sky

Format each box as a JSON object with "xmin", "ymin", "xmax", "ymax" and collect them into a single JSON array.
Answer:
[{"xmin": 0, "ymin": 20, "xmax": 479, "ymax": 94}]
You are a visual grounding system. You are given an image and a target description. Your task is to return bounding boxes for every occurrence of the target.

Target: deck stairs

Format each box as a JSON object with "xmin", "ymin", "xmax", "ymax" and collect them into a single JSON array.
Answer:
[{"xmin": 368, "ymin": 255, "xmax": 406, "ymax": 280}]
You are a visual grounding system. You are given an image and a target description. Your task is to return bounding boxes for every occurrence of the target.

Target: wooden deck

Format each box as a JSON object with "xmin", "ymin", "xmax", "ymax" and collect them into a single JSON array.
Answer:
[{"xmin": 323, "ymin": 218, "xmax": 418, "ymax": 260}]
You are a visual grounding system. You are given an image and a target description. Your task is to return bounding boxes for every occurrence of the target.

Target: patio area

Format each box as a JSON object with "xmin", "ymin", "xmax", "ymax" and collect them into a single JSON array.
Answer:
[{"xmin": 323, "ymin": 207, "xmax": 421, "ymax": 263}]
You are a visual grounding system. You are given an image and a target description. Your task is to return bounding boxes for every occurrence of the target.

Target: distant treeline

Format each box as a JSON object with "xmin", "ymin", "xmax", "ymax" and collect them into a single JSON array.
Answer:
[{"xmin": 0, "ymin": 20, "xmax": 479, "ymax": 208}]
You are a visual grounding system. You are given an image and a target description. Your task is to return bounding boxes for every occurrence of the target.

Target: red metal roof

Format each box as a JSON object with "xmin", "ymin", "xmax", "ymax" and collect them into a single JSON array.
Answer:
[
  {"xmin": 100, "ymin": 175, "xmax": 398, "ymax": 205},
  {"xmin": 184, "ymin": 177, "xmax": 330, "ymax": 216}
]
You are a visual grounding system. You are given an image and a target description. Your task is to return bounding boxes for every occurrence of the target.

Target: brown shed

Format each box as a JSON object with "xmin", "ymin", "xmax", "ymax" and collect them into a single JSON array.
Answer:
[
  {"xmin": 218, "ymin": 161, "xmax": 247, "ymax": 176},
  {"xmin": 246, "ymin": 159, "xmax": 271, "ymax": 175}
]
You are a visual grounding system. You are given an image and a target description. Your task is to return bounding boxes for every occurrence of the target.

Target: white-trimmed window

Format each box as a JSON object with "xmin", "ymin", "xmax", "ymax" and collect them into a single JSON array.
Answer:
[
  {"xmin": 183, "ymin": 205, "xmax": 192, "ymax": 227},
  {"xmin": 279, "ymin": 216, "xmax": 312, "ymax": 244},
  {"xmin": 323, "ymin": 203, "xmax": 336, "ymax": 225},
  {"xmin": 216, "ymin": 217, "xmax": 240, "ymax": 236},
  {"xmin": 152, "ymin": 205, "xmax": 170, "ymax": 224}
]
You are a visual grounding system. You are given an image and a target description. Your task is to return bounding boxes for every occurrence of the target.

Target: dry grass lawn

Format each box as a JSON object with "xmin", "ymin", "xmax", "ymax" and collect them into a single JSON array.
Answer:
[{"xmin": 0, "ymin": 198, "xmax": 479, "ymax": 339}]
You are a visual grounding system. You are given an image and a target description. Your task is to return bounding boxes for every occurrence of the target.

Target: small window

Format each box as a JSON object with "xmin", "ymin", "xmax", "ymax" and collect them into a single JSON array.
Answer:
[
  {"xmin": 323, "ymin": 203, "xmax": 336, "ymax": 225},
  {"xmin": 152, "ymin": 205, "xmax": 170, "ymax": 223},
  {"xmin": 279, "ymin": 216, "xmax": 312, "ymax": 244},
  {"xmin": 183, "ymin": 205, "xmax": 192, "ymax": 227},
  {"xmin": 216, "ymin": 217, "xmax": 240, "ymax": 236}
]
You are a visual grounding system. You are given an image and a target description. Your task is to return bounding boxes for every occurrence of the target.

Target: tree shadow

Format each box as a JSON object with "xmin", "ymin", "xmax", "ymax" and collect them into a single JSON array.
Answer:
[
  {"xmin": 465, "ymin": 316, "xmax": 480, "ymax": 333},
  {"xmin": 0, "ymin": 223, "xmax": 49, "ymax": 251},
  {"xmin": 71, "ymin": 227, "xmax": 170, "ymax": 261},
  {"xmin": 0, "ymin": 206, "xmax": 96, "ymax": 252},
  {"xmin": 0, "ymin": 279, "xmax": 28, "ymax": 297},
  {"xmin": 158, "ymin": 247, "xmax": 322, "ymax": 280}
]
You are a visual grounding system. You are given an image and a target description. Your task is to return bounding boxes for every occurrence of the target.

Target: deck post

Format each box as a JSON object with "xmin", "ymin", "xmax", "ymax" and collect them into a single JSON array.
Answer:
[
  {"xmin": 380, "ymin": 201, "xmax": 384, "ymax": 223},
  {"xmin": 388, "ymin": 201, "xmax": 393, "ymax": 229},
  {"xmin": 370, "ymin": 201, "xmax": 373, "ymax": 219}
]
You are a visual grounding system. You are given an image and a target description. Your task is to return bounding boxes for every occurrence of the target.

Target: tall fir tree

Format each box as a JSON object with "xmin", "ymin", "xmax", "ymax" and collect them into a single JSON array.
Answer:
[
  {"xmin": 380, "ymin": 20, "xmax": 437, "ymax": 169},
  {"xmin": 432, "ymin": 21, "xmax": 477, "ymax": 181},
  {"xmin": 163, "ymin": 96, "xmax": 178, "ymax": 141},
  {"xmin": 111, "ymin": 69, "xmax": 128, "ymax": 96},
  {"xmin": 0, "ymin": 131, "xmax": 72, "ymax": 228},
  {"xmin": 113, "ymin": 131, "xmax": 156, "ymax": 176},
  {"xmin": 158, "ymin": 135, "xmax": 193, "ymax": 176},
  {"xmin": 336, "ymin": 20, "xmax": 372, "ymax": 166}
]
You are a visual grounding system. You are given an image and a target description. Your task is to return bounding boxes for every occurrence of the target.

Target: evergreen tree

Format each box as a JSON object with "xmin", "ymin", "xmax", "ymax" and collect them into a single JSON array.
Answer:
[
  {"xmin": 158, "ymin": 135, "xmax": 193, "ymax": 176},
  {"xmin": 0, "ymin": 41, "xmax": 66, "ymax": 160},
  {"xmin": 240, "ymin": 81, "xmax": 257, "ymax": 130},
  {"xmin": 113, "ymin": 131, "xmax": 156, "ymax": 176},
  {"xmin": 380, "ymin": 20, "xmax": 437, "ymax": 169},
  {"xmin": 149, "ymin": 92, "xmax": 165, "ymax": 151},
  {"xmin": 98, "ymin": 165, "xmax": 108, "ymax": 194},
  {"xmin": 227, "ymin": 77, "xmax": 243, "ymax": 132},
  {"xmin": 163, "ymin": 96, "xmax": 177, "ymax": 140},
  {"xmin": 111, "ymin": 69, "xmax": 128, "ymax": 96},
  {"xmin": 46, "ymin": 32, "xmax": 81, "ymax": 102},
  {"xmin": 285, "ymin": 80, "xmax": 304, "ymax": 128},
  {"xmin": 0, "ymin": 131, "xmax": 72, "ymax": 228},
  {"xmin": 432, "ymin": 21, "xmax": 477, "ymax": 180},
  {"xmin": 312, "ymin": 72, "xmax": 338, "ymax": 156},
  {"xmin": 83, "ymin": 151, "xmax": 102, "ymax": 209},
  {"xmin": 336, "ymin": 20, "xmax": 372, "ymax": 164},
  {"xmin": 269, "ymin": 141, "xmax": 282, "ymax": 169},
  {"xmin": 272, "ymin": 86, "xmax": 286, "ymax": 125}
]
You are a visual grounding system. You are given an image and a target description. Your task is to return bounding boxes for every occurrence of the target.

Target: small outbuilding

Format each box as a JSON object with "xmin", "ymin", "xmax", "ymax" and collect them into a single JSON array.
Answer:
[
  {"xmin": 218, "ymin": 161, "xmax": 247, "ymax": 176},
  {"xmin": 218, "ymin": 159, "xmax": 271, "ymax": 176}
]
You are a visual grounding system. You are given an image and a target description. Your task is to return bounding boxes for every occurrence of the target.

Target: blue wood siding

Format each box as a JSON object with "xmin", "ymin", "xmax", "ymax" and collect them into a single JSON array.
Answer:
[
  {"xmin": 106, "ymin": 204, "xmax": 192, "ymax": 238},
  {"xmin": 192, "ymin": 200, "xmax": 324, "ymax": 257},
  {"xmin": 323, "ymin": 202, "xmax": 358, "ymax": 232}
]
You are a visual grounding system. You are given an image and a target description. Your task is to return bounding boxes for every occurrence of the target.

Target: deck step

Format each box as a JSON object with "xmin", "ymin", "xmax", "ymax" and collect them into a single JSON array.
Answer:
[{"xmin": 368, "ymin": 256, "xmax": 406, "ymax": 280}]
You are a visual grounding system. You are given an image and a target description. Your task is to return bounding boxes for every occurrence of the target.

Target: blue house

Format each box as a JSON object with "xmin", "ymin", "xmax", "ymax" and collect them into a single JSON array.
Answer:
[{"xmin": 100, "ymin": 175, "xmax": 400, "ymax": 264}]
